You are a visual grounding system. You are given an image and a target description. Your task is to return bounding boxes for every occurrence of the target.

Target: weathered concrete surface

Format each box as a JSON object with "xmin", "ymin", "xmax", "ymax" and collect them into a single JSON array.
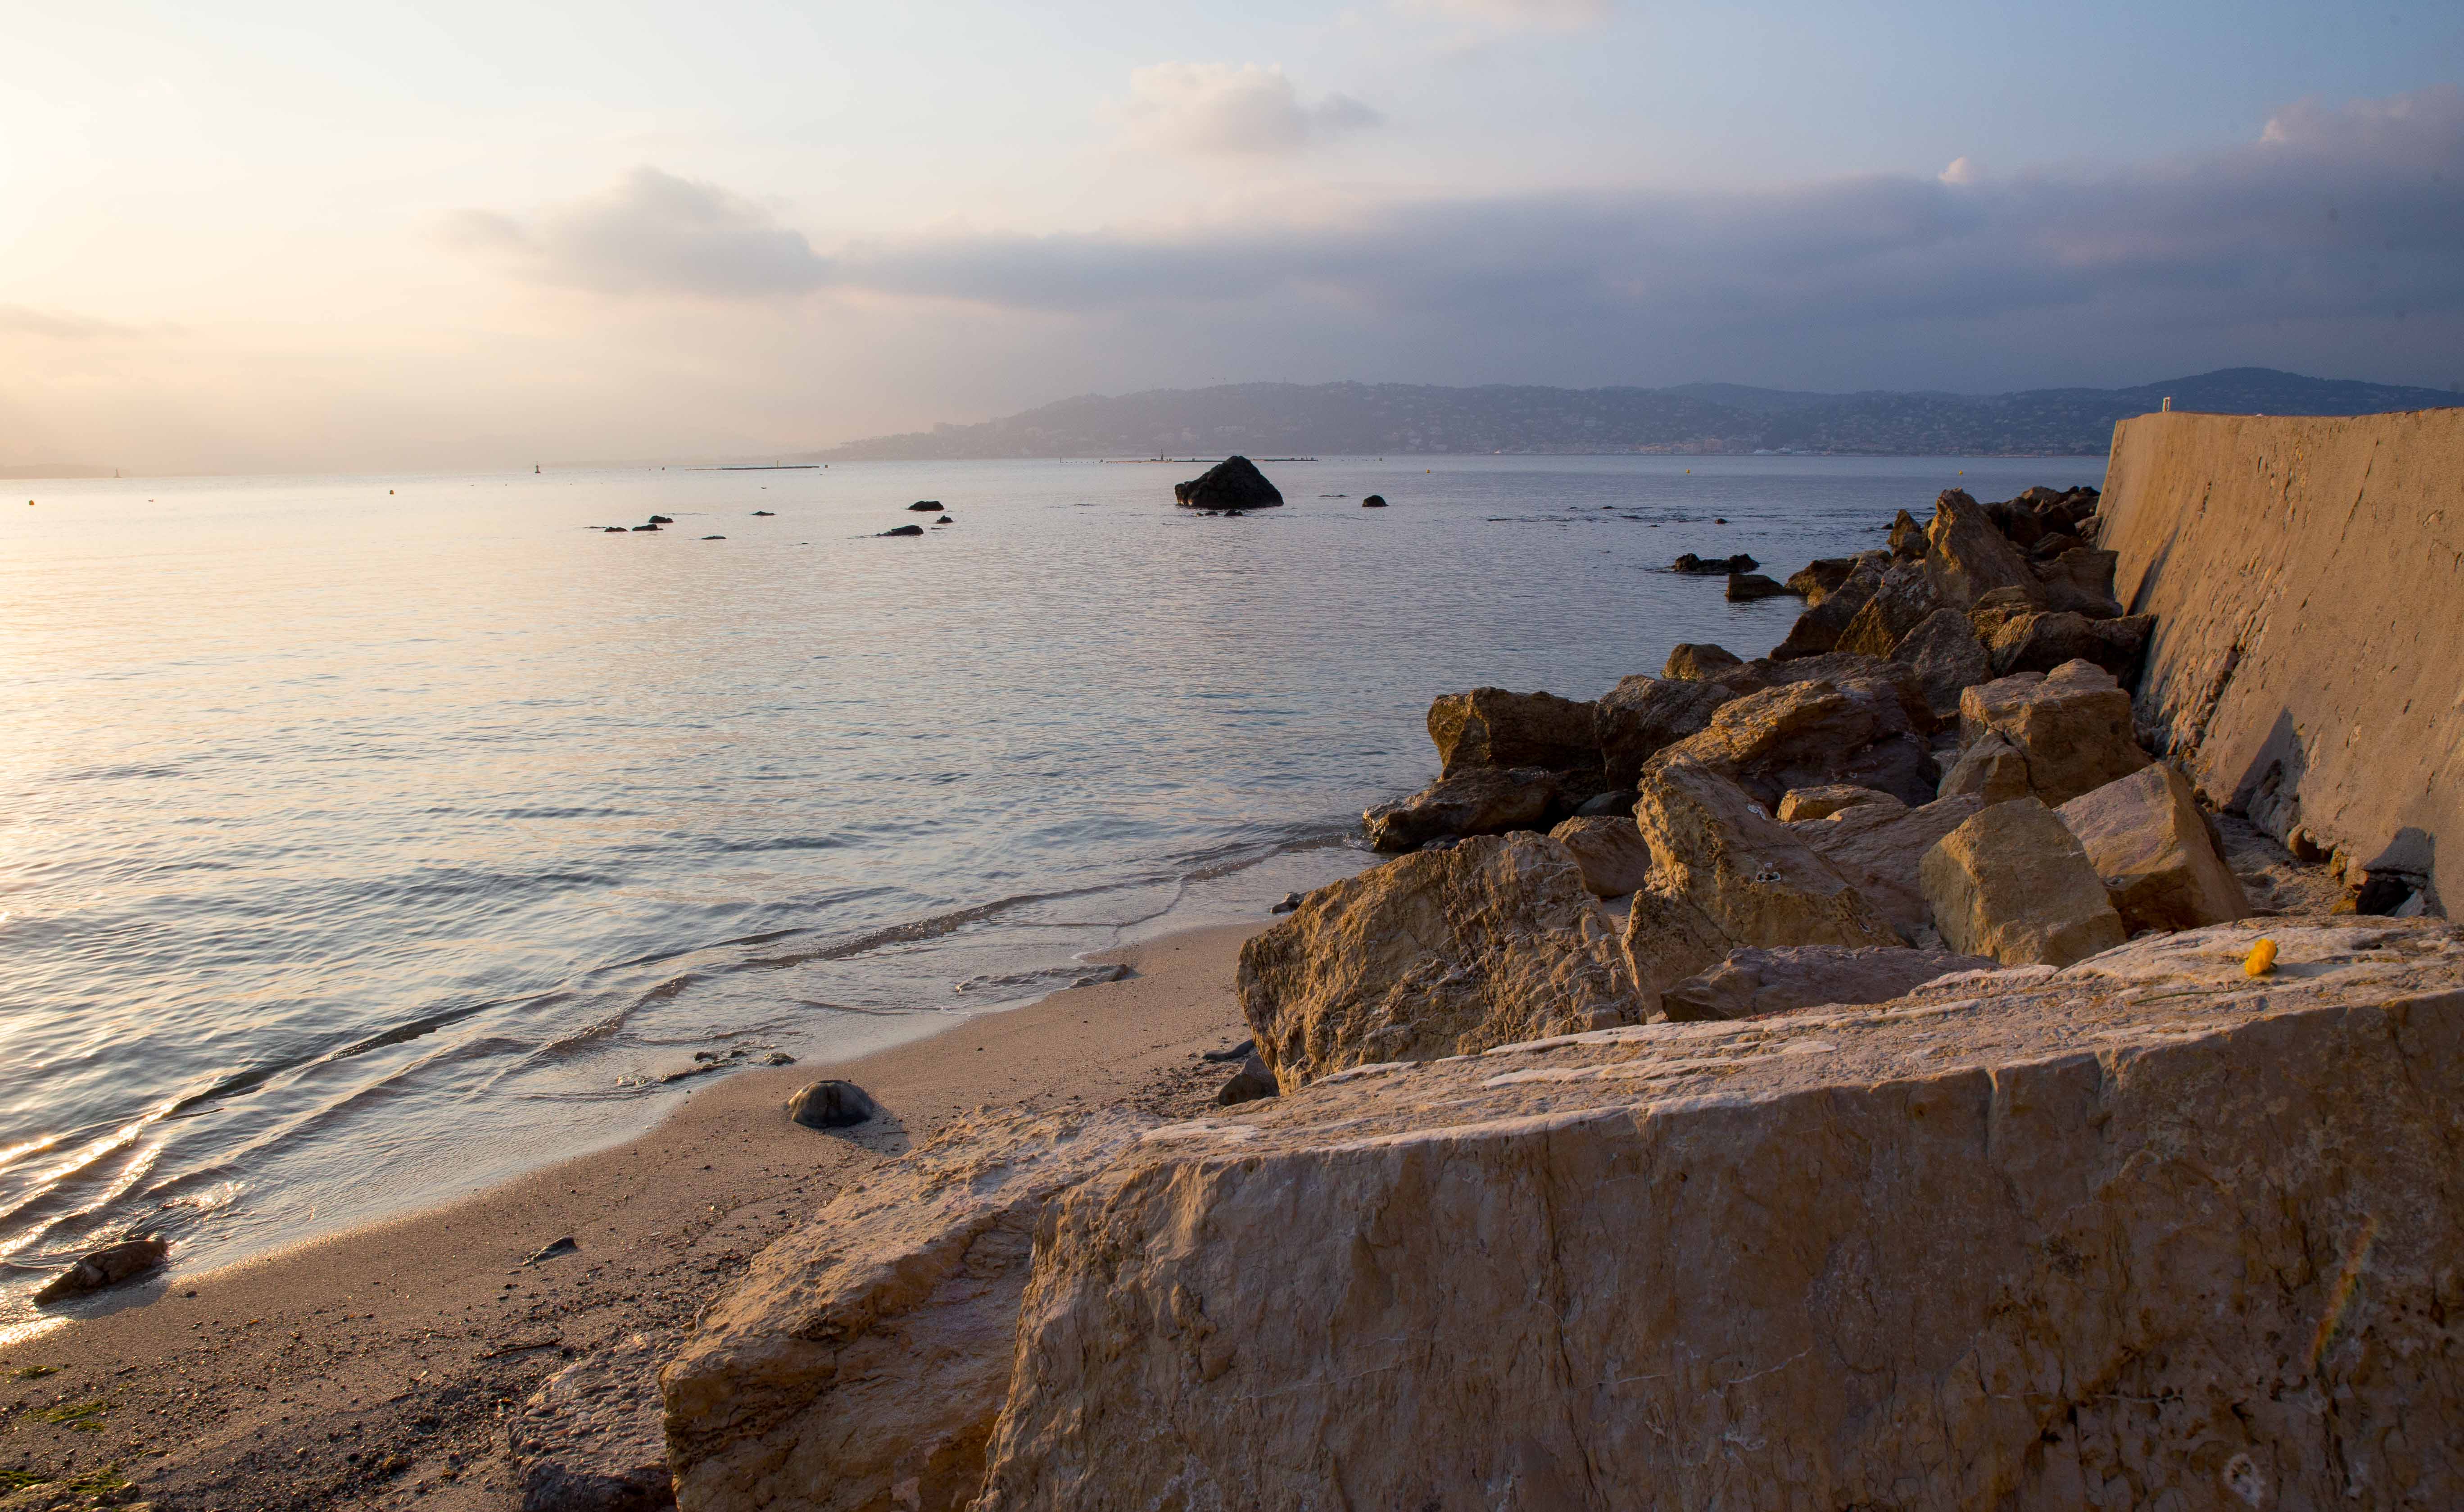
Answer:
[
  {"xmin": 663, "ymin": 1106, "xmax": 1154, "ymax": 1512},
  {"xmin": 1237, "ymin": 833, "xmax": 1643, "ymax": 1089},
  {"xmin": 2103, "ymin": 407, "xmax": 2464, "ymax": 909},
  {"xmin": 975, "ymin": 918, "xmax": 2464, "ymax": 1512}
]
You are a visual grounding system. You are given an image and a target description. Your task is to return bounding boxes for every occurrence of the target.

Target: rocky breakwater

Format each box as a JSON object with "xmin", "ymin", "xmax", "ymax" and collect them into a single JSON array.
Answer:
[{"xmin": 975, "ymin": 917, "xmax": 2464, "ymax": 1509}]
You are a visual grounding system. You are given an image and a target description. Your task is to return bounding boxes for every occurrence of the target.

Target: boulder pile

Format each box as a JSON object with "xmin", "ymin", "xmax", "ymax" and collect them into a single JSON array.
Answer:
[{"xmin": 641, "ymin": 478, "xmax": 2462, "ymax": 1512}]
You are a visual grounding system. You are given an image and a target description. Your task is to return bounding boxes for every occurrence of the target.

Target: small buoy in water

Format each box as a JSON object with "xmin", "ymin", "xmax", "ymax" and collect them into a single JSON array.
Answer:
[{"xmin": 2244, "ymin": 939, "xmax": 2278, "ymax": 977}]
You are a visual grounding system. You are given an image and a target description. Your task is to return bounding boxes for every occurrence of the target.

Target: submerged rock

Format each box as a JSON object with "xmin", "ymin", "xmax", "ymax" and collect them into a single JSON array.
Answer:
[
  {"xmin": 1672, "ymin": 552, "xmax": 1757, "ymax": 575},
  {"xmin": 33, "ymin": 1235, "xmax": 168, "ymax": 1303},
  {"xmin": 880, "ymin": 523, "xmax": 924, "ymax": 537},
  {"xmin": 906, "ymin": 500, "xmax": 942, "ymax": 512},
  {"xmin": 1173, "ymin": 455, "xmax": 1283, "ymax": 511},
  {"xmin": 1237, "ymin": 833, "xmax": 1644, "ymax": 1089}
]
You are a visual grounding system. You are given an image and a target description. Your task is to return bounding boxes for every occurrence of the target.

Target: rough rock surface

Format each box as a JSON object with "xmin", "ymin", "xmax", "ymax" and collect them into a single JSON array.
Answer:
[
  {"xmin": 976, "ymin": 919, "xmax": 2464, "ymax": 1512},
  {"xmin": 1891, "ymin": 606, "xmax": 1991, "ymax": 724},
  {"xmin": 2030, "ymin": 547, "xmax": 2124, "ymax": 618},
  {"xmin": 1771, "ymin": 555, "xmax": 1884, "ymax": 658},
  {"xmin": 1427, "ymin": 688, "xmax": 1597, "ymax": 775},
  {"xmin": 1237, "ymin": 833, "xmax": 1643, "ymax": 1089},
  {"xmin": 1773, "ymin": 784, "xmax": 1902, "ymax": 824},
  {"xmin": 1547, "ymin": 815, "xmax": 1657, "ymax": 898},
  {"xmin": 1362, "ymin": 765, "xmax": 1557, "ymax": 852},
  {"xmin": 663, "ymin": 1105, "xmax": 1155, "ymax": 1512},
  {"xmin": 1661, "ymin": 642, "xmax": 1745, "ymax": 681},
  {"xmin": 1659, "ymin": 944, "xmax": 1995, "ymax": 1021},
  {"xmin": 1726, "ymin": 572, "xmax": 1791, "ymax": 601},
  {"xmin": 1784, "ymin": 556, "xmax": 1861, "ymax": 602},
  {"xmin": 513, "ymin": 1333, "xmax": 675, "ymax": 1512},
  {"xmin": 2058, "ymin": 764, "xmax": 2250, "ymax": 932},
  {"xmin": 1833, "ymin": 561, "xmax": 1942, "ymax": 658},
  {"xmin": 1959, "ymin": 661, "xmax": 2151, "ymax": 807},
  {"xmin": 1632, "ymin": 760, "xmax": 1900, "ymax": 952},
  {"xmin": 1594, "ymin": 675, "xmax": 1744, "ymax": 787},
  {"xmin": 1925, "ymin": 488, "xmax": 2043, "ymax": 610},
  {"xmin": 2104, "ymin": 408, "xmax": 2464, "ymax": 908},
  {"xmin": 1985, "ymin": 610, "xmax": 2155, "ymax": 680},
  {"xmin": 1793, "ymin": 792, "xmax": 1985, "ymax": 933},
  {"xmin": 1618, "ymin": 884, "xmax": 1735, "ymax": 999},
  {"xmin": 1171, "ymin": 455, "xmax": 1282, "ymax": 510},
  {"xmin": 31, "ymin": 1235, "xmax": 168, "ymax": 1303},
  {"xmin": 1937, "ymin": 731, "xmax": 2033, "ymax": 804},
  {"xmin": 1922, "ymin": 797, "xmax": 2128, "ymax": 966},
  {"xmin": 1651, "ymin": 674, "xmax": 1936, "ymax": 810}
]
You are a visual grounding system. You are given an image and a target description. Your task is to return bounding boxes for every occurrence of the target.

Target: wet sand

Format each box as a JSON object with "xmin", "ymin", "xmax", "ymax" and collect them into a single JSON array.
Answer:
[{"xmin": 0, "ymin": 922, "xmax": 1263, "ymax": 1512}]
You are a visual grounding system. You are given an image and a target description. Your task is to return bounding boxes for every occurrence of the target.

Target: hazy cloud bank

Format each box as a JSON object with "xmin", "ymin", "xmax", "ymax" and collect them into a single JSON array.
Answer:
[{"xmin": 1118, "ymin": 63, "xmax": 1382, "ymax": 157}]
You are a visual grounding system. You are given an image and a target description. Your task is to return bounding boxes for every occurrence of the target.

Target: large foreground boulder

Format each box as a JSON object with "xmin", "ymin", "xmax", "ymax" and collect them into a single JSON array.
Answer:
[
  {"xmin": 1632, "ymin": 760, "xmax": 1900, "ymax": 952},
  {"xmin": 1172, "ymin": 455, "xmax": 1282, "ymax": 510},
  {"xmin": 1956, "ymin": 660, "xmax": 2151, "ymax": 807},
  {"xmin": 1921, "ymin": 797, "xmax": 2128, "ymax": 966},
  {"xmin": 663, "ymin": 1105, "xmax": 1154, "ymax": 1512},
  {"xmin": 1362, "ymin": 766, "xmax": 1556, "ymax": 852},
  {"xmin": 1237, "ymin": 833, "xmax": 1644, "ymax": 1089},
  {"xmin": 2057, "ymin": 763, "xmax": 2250, "ymax": 932},
  {"xmin": 1427, "ymin": 688, "xmax": 1596, "ymax": 774},
  {"xmin": 975, "ymin": 920, "xmax": 2464, "ymax": 1511},
  {"xmin": 1658, "ymin": 944, "xmax": 1996, "ymax": 1021}
]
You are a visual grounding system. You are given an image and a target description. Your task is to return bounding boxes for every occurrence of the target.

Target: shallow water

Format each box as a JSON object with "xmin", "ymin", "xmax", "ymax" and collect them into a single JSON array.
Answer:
[{"xmin": 0, "ymin": 452, "xmax": 2100, "ymax": 1327}]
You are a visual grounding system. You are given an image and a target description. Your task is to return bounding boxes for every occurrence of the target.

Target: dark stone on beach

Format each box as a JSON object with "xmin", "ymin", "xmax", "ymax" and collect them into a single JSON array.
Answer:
[
  {"xmin": 631, "ymin": 524, "xmax": 659, "ymax": 532},
  {"xmin": 34, "ymin": 1235, "xmax": 168, "ymax": 1303},
  {"xmin": 880, "ymin": 523, "xmax": 924, "ymax": 537},
  {"xmin": 1674, "ymin": 553, "xmax": 1758, "ymax": 575},
  {"xmin": 1204, "ymin": 1039, "xmax": 1259, "ymax": 1063},
  {"xmin": 752, "ymin": 509, "xmax": 775, "ymax": 516},
  {"xmin": 787, "ymin": 1080, "xmax": 883, "ymax": 1129},
  {"xmin": 935, "ymin": 515, "xmax": 953, "ymax": 523},
  {"xmin": 907, "ymin": 500, "xmax": 942, "ymax": 512},
  {"xmin": 700, "ymin": 535, "xmax": 726, "ymax": 540},
  {"xmin": 602, "ymin": 527, "xmax": 625, "ymax": 533},
  {"xmin": 524, "ymin": 1236, "xmax": 580, "ymax": 1266},
  {"xmin": 1271, "ymin": 892, "xmax": 1304, "ymax": 915},
  {"xmin": 1726, "ymin": 572, "xmax": 1790, "ymax": 602},
  {"xmin": 1216, "ymin": 1052, "xmax": 1280, "ymax": 1106},
  {"xmin": 648, "ymin": 515, "xmax": 674, "ymax": 525},
  {"xmin": 1361, "ymin": 495, "xmax": 1388, "ymax": 508},
  {"xmin": 1174, "ymin": 455, "xmax": 1285, "ymax": 511}
]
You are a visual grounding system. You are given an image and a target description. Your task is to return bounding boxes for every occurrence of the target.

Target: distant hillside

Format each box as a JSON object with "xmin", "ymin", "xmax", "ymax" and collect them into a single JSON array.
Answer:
[{"xmin": 808, "ymin": 368, "xmax": 2461, "ymax": 461}]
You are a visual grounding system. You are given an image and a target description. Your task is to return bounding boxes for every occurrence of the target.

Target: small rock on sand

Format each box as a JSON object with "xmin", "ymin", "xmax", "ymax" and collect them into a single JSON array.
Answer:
[{"xmin": 787, "ymin": 1080, "xmax": 883, "ymax": 1130}]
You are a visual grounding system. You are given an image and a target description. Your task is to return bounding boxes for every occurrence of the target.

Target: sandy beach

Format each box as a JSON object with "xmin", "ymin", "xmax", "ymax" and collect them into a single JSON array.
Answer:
[{"xmin": 0, "ymin": 923, "xmax": 1263, "ymax": 1512}]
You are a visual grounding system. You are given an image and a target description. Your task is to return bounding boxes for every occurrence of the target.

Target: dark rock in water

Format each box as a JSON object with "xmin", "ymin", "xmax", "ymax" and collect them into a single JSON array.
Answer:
[
  {"xmin": 1216, "ymin": 1052, "xmax": 1280, "ymax": 1106},
  {"xmin": 1726, "ymin": 572, "xmax": 1790, "ymax": 602},
  {"xmin": 907, "ymin": 500, "xmax": 942, "ymax": 512},
  {"xmin": 649, "ymin": 514, "xmax": 675, "ymax": 525},
  {"xmin": 510, "ymin": 1332, "xmax": 676, "ymax": 1512},
  {"xmin": 880, "ymin": 523, "xmax": 925, "ymax": 537},
  {"xmin": 1203, "ymin": 1039, "xmax": 1259, "ymax": 1063},
  {"xmin": 632, "ymin": 524, "xmax": 660, "ymax": 532},
  {"xmin": 1223, "ymin": 509, "xmax": 1246, "ymax": 518},
  {"xmin": 936, "ymin": 515, "xmax": 953, "ymax": 523},
  {"xmin": 787, "ymin": 1080, "xmax": 882, "ymax": 1129},
  {"xmin": 700, "ymin": 534, "xmax": 726, "ymax": 540},
  {"xmin": 1174, "ymin": 455, "xmax": 1284, "ymax": 511},
  {"xmin": 752, "ymin": 509, "xmax": 775, "ymax": 516},
  {"xmin": 1673, "ymin": 553, "xmax": 1758, "ymax": 575},
  {"xmin": 1270, "ymin": 892, "xmax": 1304, "ymax": 915},
  {"xmin": 602, "ymin": 526, "xmax": 626, "ymax": 533},
  {"xmin": 1786, "ymin": 556, "xmax": 1862, "ymax": 602},
  {"xmin": 1361, "ymin": 495, "xmax": 1388, "ymax": 508},
  {"xmin": 34, "ymin": 1235, "xmax": 168, "ymax": 1303},
  {"xmin": 524, "ymin": 1235, "xmax": 580, "ymax": 1266}
]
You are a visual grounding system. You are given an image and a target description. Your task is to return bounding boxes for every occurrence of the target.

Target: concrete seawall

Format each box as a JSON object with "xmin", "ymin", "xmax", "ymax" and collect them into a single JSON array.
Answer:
[{"xmin": 2102, "ymin": 406, "xmax": 2464, "ymax": 909}]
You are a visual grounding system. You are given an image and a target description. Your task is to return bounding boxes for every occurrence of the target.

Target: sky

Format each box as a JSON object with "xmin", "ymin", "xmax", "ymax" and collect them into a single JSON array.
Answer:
[{"xmin": 4, "ymin": 0, "xmax": 2461, "ymax": 472}]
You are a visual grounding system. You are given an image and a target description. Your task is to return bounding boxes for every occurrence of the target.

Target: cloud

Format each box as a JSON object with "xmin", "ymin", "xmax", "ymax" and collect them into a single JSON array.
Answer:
[
  {"xmin": 1118, "ymin": 63, "xmax": 1381, "ymax": 158},
  {"xmin": 442, "ymin": 166, "xmax": 829, "ymax": 298},
  {"xmin": 453, "ymin": 88, "xmax": 2464, "ymax": 393},
  {"xmin": 0, "ymin": 306, "xmax": 155, "ymax": 340},
  {"xmin": 1395, "ymin": 0, "xmax": 1614, "ymax": 33},
  {"xmin": 1937, "ymin": 156, "xmax": 1980, "ymax": 186}
]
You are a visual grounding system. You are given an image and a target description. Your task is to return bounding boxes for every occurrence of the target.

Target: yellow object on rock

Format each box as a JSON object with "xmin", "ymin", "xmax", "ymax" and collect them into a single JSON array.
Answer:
[{"xmin": 2245, "ymin": 938, "xmax": 2278, "ymax": 977}]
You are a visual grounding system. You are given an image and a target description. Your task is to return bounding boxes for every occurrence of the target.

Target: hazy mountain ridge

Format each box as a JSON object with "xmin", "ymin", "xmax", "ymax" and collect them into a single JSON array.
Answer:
[{"xmin": 810, "ymin": 368, "xmax": 2462, "ymax": 461}]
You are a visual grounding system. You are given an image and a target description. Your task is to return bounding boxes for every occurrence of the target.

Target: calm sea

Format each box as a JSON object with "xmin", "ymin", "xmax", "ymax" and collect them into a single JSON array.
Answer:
[{"xmin": 0, "ymin": 452, "xmax": 2102, "ymax": 1331}]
